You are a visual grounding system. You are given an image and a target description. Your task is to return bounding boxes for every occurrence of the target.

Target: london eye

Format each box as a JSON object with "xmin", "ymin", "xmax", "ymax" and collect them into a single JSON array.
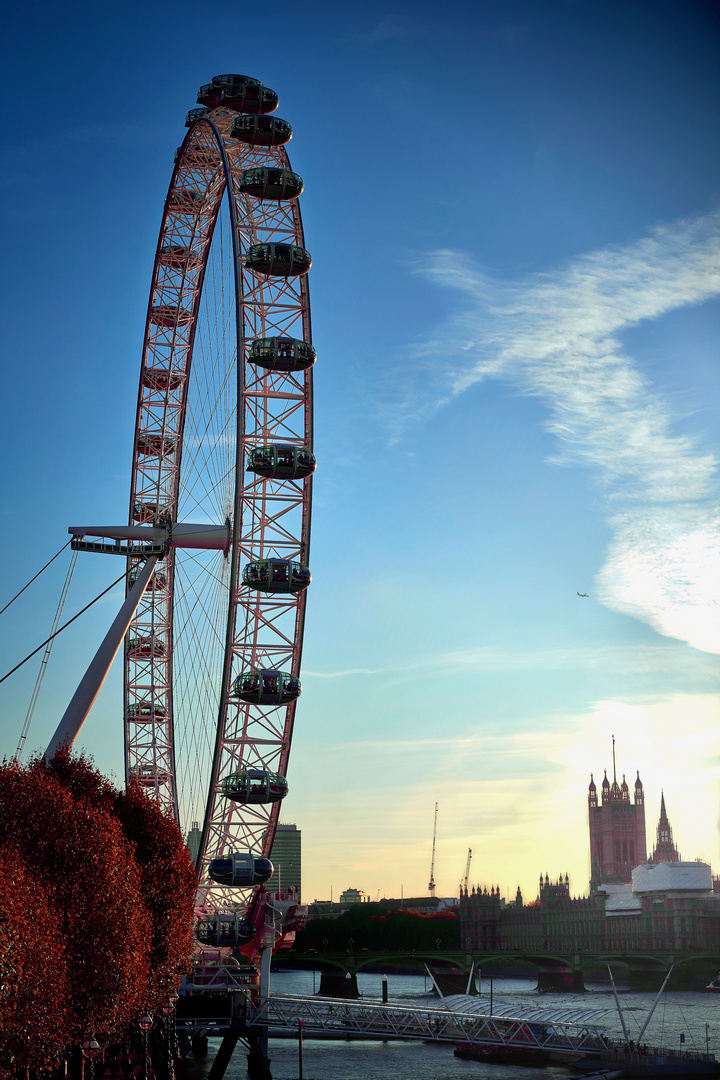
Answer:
[{"xmin": 57, "ymin": 73, "xmax": 314, "ymax": 949}]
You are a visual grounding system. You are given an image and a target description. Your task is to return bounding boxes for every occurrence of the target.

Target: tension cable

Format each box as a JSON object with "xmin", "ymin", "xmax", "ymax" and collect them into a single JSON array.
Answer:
[
  {"xmin": 0, "ymin": 568, "xmax": 128, "ymax": 687},
  {"xmin": 15, "ymin": 548, "xmax": 79, "ymax": 760},
  {"xmin": 0, "ymin": 540, "xmax": 72, "ymax": 618}
]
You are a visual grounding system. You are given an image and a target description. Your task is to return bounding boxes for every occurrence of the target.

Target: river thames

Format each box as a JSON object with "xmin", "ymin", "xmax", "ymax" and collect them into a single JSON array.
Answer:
[{"xmin": 183, "ymin": 969, "xmax": 720, "ymax": 1080}]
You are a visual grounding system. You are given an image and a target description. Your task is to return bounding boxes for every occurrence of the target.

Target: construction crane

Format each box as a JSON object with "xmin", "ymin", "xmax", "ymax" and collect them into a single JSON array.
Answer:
[
  {"xmin": 461, "ymin": 848, "xmax": 472, "ymax": 894},
  {"xmin": 428, "ymin": 802, "xmax": 438, "ymax": 896}
]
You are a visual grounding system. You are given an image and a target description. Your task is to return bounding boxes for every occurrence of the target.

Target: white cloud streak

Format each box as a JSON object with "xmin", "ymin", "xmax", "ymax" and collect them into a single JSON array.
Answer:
[
  {"xmin": 407, "ymin": 212, "xmax": 720, "ymax": 652},
  {"xmin": 305, "ymin": 640, "xmax": 719, "ymax": 680}
]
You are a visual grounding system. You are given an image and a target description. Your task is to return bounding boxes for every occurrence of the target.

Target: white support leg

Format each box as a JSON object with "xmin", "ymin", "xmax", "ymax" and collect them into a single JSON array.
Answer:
[
  {"xmin": 259, "ymin": 945, "xmax": 273, "ymax": 1009},
  {"xmin": 45, "ymin": 555, "xmax": 160, "ymax": 763}
]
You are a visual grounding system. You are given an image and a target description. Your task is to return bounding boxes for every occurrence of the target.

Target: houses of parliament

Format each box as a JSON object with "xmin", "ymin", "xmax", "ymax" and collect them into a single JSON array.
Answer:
[{"xmin": 459, "ymin": 746, "xmax": 719, "ymax": 975}]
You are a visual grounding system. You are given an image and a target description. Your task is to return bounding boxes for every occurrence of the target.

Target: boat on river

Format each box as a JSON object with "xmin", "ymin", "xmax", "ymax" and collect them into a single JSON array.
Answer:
[{"xmin": 454, "ymin": 1041, "xmax": 552, "ymax": 1066}]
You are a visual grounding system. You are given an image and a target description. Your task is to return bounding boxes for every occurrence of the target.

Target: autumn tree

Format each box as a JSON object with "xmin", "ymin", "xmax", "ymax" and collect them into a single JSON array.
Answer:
[
  {"xmin": 0, "ymin": 850, "xmax": 72, "ymax": 1076},
  {"xmin": 0, "ymin": 750, "xmax": 196, "ymax": 1069},
  {"xmin": 113, "ymin": 781, "xmax": 196, "ymax": 1009}
]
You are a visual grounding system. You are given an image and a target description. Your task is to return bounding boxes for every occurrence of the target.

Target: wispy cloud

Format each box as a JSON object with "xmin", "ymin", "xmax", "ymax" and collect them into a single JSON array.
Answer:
[
  {"xmin": 0, "ymin": 123, "xmax": 155, "ymax": 189},
  {"xmin": 597, "ymin": 504, "xmax": 720, "ymax": 655},
  {"xmin": 303, "ymin": 666, "xmax": 384, "ymax": 679},
  {"xmin": 60, "ymin": 122, "xmax": 145, "ymax": 143},
  {"xmin": 304, "ymin": 640, "xmax": 718, "ymax": 680},
  {"xmin": 343, "ymin": 16, "xmax": 416, "ymax": 46},
  {"xmin": 399, "ymin": 212, "xmax": 720, "ymax": 653}
]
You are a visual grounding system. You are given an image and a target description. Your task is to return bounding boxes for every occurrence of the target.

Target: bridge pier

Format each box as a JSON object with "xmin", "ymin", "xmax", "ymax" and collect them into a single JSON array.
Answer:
[
  {"xmin": 208, "ymin": 1023, "xmax": 243, "ymax": 1080},
  {"xmin": 246, "ymin": 1026, "xmax": 272, "ymax": 1080},
  {"xmin": 318, "ymin": 971, "xmax": 359, "ymax": 997},
  {"xmin": 537, "ymin": 970, "xmax": 585, "ymax": 992},
  {"xmin": 628, "ymin": 966, "xmax": 666, "ymax": 992},
  {"xmin": 191, "ymin": 1033, "xmax": 209, "ymax": 1053},
  {"xmin": 432, "ymin": 969, "xmax": 475, "ymax": 996}
]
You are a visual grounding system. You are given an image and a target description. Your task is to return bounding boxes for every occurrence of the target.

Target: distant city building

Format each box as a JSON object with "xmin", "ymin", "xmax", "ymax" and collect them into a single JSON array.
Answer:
[
  {"xmin": 306, "ymin": 895, "xmax": 457, "ymax": 920},
  {"xmin": 462, "ymin": 762, "xmax": 717, "ymax": 962},
  {"xmin": 266, "ymin": 823, "xmax": 301, "ymax": 900},
  {"xmin": 437, "ymin": 897, "xmax": 460, "ymax": 911},
  {"xmin": 307, "ymin": 901, "xmax": 345, "ymax": 920},
  {"xmin": 633, "ymin": 860, "xmax": 710, "ymax": 893},
  {"xmin": 588, "ymin": 757, "xmax": 646, "ymax": 886},
  {"xmin": 649, "ymin": 792, "xmax": 680, "ymax": 864},
  {"xmin": 460, "ymin": 863, "xmax": 719, "ymax": 955},
  {"xmin": 186, "ymin": 820, "xmax": 201, "ymax": 865},
  {"xmin": 339, "ymin": 887, "xmax": 366, "ymax": 905}
]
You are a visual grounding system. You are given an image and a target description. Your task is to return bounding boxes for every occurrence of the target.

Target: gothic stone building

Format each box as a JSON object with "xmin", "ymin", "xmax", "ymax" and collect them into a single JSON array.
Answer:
[
  {"xmin": 460, "ymin": 783, "xmax": 718, "ymax": 960},
  {"xmin": 460, "ymin": 868, "xmax": 719, "ymax": 956},
  {"xmin": 588, "ymin": 767, "xmax": 646, "ymax": 886}
]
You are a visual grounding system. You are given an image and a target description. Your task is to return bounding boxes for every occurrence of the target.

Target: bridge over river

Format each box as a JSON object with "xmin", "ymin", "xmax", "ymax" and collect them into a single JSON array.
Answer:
[{"xmin": 280, "ymin": 946, "xmax": 720, "ymax": 993}]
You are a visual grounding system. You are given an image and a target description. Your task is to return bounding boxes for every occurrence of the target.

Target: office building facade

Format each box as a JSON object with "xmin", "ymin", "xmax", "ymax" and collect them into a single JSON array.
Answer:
[{"xmin": 267, "ymin": 823, "xmax": 301, "ymax": 899}]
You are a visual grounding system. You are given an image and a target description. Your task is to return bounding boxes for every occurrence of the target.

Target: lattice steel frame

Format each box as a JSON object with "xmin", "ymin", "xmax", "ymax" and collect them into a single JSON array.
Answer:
[{"xmin": 124, "ymin": 105, "xmax": 312, "ymax": 913}]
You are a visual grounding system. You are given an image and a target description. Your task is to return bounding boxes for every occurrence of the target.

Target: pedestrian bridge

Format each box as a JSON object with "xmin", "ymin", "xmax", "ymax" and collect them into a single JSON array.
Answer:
[
  {"xmin": 175, "ymin": 969, "xmax": 717, "ymax": 1080},
  {"xmin": 255, "ymin": 992, "xmax": 610, "ymax": 1055},
  {"xmin": 178, "ymin": 964, "xmax": 610, "ymax": 1057}
]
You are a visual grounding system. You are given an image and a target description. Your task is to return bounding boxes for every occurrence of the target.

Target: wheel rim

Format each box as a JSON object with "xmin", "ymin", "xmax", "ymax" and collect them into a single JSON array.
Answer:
[{"xmin": 125, "ymin": 98, "xmax": 313, "ymax": 917}]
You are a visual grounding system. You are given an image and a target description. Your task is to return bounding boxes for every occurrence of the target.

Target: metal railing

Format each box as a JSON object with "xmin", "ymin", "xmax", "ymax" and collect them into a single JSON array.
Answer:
[
  {"xmin": 183, "ymin": 963, "xmax": 258, "ymax": 992},
  {"xmin": 602, "ymin": 1039, "xmax": 715, "ymax": 1067}
]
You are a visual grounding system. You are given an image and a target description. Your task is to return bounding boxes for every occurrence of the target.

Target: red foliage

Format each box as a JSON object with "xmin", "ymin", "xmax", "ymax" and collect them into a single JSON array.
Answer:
[
  {"xmin": 0, "ymin": 849, "xmax": 71, "ymax": 1075},
  {"xmin": 387, "ymin": 908, "xmax": 458, "ymax": 921},
  {"xmin": 113, "ymin": 781, "xmax": 195, "ymax": 1007},
  {"xmin": 0, "ymin": 750, "xmax": 196, "ymax": 1067},
  {"xmin": 44, "ymin": 744, "xmax": 117, "ymax": 812},
  {"xmin": 0, "ymin": 757, "xmax": 150, "ymax": 1042}
]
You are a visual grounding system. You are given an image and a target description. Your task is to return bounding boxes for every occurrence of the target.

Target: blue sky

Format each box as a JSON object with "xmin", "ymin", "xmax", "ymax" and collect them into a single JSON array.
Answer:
[{"xmin": 0, "ymin": 0, "xmax": 718, "ymax": 903}]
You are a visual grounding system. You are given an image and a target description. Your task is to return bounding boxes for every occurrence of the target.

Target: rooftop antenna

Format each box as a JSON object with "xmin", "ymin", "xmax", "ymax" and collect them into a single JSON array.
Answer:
[{"xmin": 428, "ymin": 802, "xmax": 438, "ymax": 897}]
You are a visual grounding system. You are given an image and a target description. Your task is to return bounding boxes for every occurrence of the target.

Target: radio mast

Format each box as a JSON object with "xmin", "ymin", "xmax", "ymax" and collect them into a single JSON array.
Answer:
[
  {"xmin": 461, "ymin": 847, "xmax": 472, "ymax": 894},
  {"xmin": 428, "ymin": 802, "xmax": 438, "ymax": 896}
]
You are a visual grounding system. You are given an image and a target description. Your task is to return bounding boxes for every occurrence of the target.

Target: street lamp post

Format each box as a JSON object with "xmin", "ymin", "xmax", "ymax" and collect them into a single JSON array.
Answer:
[
  {"xmin": 81, "ymin": 1036, "xmax": 100, "ymax": 1080},
  {"xmin": 297, "ymin": 1018, "xmax": 304, "ymax": 1080},
  {"xmin": 138, "ymin": 1014, "xmax": 153, "ymax": 1080},
  {"xmin": 161, "ymin": 995, "xmax": 179, "ymax": 1080}
]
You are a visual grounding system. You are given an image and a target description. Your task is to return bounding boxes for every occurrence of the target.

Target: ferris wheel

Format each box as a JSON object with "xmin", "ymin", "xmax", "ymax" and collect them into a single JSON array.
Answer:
[{"xmin": 52, "ymin": 74, "xmax": 314, "ymax": 938}]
